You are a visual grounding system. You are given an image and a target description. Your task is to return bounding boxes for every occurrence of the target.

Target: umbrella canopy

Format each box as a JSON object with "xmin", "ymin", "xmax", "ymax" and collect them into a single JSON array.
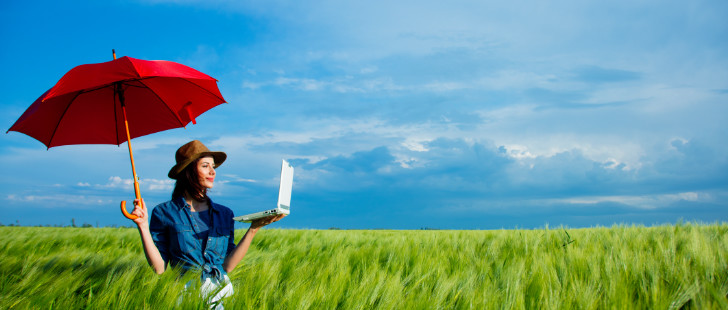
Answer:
[
  {"xmin": 8, "ymin": 56, "xmax": 225, "ymax": 148},
  {"xmin": 8, "ymin": 54, "xmax": 226, "ymax": 220}
]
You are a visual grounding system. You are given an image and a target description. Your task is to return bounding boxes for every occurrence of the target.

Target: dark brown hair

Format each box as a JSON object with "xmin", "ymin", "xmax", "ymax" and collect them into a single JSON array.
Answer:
[{"xmin": 172, "ymin": 158, "xmax": 207, "ymax": 202}]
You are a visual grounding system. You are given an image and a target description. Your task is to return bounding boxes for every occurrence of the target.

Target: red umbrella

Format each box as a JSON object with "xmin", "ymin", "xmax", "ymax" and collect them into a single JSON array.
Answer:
[{"xmin": 7, "ymin": 50, "xmax": 226, "ymax": 220}]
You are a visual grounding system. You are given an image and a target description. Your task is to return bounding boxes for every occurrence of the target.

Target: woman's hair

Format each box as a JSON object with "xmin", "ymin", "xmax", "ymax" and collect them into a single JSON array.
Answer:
[{"xmin": 172, "ymin": 159, "xmax": 207, "ymax": 202}]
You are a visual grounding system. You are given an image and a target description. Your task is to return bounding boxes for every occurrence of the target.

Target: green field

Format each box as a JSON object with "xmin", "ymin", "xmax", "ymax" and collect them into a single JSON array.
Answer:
[{"xmin": 1, "ymin": 223, "xmax": 726, "ymax": 309}]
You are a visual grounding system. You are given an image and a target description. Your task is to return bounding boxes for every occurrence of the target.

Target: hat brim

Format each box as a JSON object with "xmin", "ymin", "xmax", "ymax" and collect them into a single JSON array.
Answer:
[{"xmin": 168, "ymin": 151, "xmax": 227, "ymax": 179}]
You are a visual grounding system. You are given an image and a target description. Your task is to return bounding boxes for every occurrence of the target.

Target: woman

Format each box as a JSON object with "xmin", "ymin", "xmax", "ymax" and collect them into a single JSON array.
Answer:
[{"xmin": 131, "ymin": 140, "xmax": 284, "ymax": 305}]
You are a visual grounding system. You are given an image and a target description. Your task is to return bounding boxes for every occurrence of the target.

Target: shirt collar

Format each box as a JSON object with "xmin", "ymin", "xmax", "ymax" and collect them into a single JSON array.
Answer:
[{"xmin": 172, "ymin": 195, "xmax": 220, "ymax": 213}]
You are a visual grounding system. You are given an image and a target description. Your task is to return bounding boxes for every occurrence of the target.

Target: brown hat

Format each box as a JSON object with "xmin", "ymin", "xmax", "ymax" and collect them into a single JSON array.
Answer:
[{"xmin": 168, "ymin": 140, "xmax": 227, "ymax": 179}]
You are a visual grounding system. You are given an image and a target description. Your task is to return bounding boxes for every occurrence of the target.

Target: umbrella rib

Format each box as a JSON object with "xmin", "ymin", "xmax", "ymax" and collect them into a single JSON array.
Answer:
[
  {"xmin": 46, "ymin": 91, "xmax": 83, "ymax": 148},
  {"xmin": 177, "ymin": 77, "xmax": 226, "ymax": 103},
  {"xmin": 133, "ymin": 78, "xmax": 187, "ymax": 127},
  {"xmin": 43, "ymin": 77, "xmax": 156, "ymax": 101},
  {"xmin": 113, "ymin": 84, "xmax": 122, "ymax": 145},
  {"xmin": 121, "ymin": 76, "xmax": 221, "ymax": 102}
]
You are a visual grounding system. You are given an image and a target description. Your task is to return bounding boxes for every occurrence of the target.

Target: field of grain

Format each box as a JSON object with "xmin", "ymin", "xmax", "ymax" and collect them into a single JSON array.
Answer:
[{"xmin": 1, "ymin": 223, "xmax": 726, "ymax": 309}]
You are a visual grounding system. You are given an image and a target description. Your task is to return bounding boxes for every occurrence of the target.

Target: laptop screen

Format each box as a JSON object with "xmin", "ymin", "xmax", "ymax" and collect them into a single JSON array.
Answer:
[{"xmin": 277, "ymin": 160, "xmax": 294, "ymax": 209}]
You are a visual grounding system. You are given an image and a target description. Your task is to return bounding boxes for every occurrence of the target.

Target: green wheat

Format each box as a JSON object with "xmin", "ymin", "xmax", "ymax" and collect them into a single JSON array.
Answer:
[{"xmin": 0, "ymin": 223, "xmax": 726, "ymax": 309}]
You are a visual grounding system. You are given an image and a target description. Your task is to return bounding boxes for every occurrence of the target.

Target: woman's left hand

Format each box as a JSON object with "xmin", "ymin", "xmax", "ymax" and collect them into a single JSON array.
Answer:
[{"xmin": 251, "ymin": 214, "xmax": 286, "ymax": 229}]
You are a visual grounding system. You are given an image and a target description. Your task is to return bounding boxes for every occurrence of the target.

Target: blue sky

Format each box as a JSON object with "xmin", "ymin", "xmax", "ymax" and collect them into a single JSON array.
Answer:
[{"xmin": 1, "ymin": 0, "xmax": 726, "ymax": 229}]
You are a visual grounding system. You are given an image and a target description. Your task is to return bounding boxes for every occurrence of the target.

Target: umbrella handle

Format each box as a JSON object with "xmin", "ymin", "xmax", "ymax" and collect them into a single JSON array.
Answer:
[
  {"xmin": 120, "ymin": 180, "xmax": 143, "ymax": 220},
  {"xmin": 120, "ymin": 200, "xmax": 138, "ymax": 220}
]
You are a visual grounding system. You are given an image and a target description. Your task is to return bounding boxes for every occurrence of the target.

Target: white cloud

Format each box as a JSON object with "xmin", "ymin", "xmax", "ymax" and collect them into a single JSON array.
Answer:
[
  {"xmin": 215, "ymin": 117, "xmax": 391, "ymax": 151},
  {"xmin": 477, "ymin": 70, "xmax": 560, "ymax": 91},
  {"xmin": 401, "ymin": 139, "xmax": 429, "ymax": 152},
  {"xmin": 244, "ymin": 75, "xmax": 405, "ymax": 93},
  {"xmin": 82, "ymin": 176, "xmax": 172, "ymax": 192},
  {"xmin": 145, "ymin": 179, "xmax": 175, "ymax": 191},
  {"xmin": 6, "ymin": 193, "xmax": 113, "ymax": 208},
  {"xmin": 423, "ymin": 81, "xmax": 468, "ymax": 92},
  {"xmin": 546, "ymin": 191, "xmax": 711, "ymax": 209},
  {"xmin": 501, "ymin": 145, "xmax": 536, "ymax": 160},
  {"xmin": 242, "ymin": 81, "xmax": 262, "ymax": 90},
  {"xmin": 102, "ymin": 176, "xmax": 133, "ymax": 189},
  {"xmin": 220, "ymin": 174, "xmax": 257, "ymax": 183},
  {"xmin": 360, "ymin": 66, "xmax": 378, "ymax": 74},
  {"xmin": 275, "ymin": 77, "xmax": 327, "ymax": 91}
]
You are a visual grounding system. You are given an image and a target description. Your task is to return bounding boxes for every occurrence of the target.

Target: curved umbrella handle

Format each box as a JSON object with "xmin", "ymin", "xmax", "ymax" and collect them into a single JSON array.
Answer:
[
  {"xmin": 120, "ymin": 200, "xmax": 139, "ymax": 220},
  {"xmin": 121, "ymin": 177, "xmax": 143, "ymax": 220}
]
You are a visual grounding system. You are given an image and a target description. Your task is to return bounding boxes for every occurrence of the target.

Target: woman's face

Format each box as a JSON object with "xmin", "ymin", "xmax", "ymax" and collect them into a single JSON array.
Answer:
[{"xmin": 196, "ymin": 156, "xmax": 216, "ymax": 189}]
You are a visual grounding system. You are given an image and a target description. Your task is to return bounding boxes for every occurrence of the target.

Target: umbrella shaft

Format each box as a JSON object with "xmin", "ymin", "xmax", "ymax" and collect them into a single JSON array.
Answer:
[
  {"xmin": 121, "ymin": 103, "xmax": 141, "ymax": 200},
  {"xmin": 114, "ymin": 81, "xmax": 140, "ymax": 200}
]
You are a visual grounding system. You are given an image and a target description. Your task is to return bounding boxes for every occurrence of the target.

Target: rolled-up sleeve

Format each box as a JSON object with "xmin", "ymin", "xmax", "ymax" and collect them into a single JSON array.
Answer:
[{"xmin": 149, "ymin": 207, "xmax": 170, "ymax": 265}]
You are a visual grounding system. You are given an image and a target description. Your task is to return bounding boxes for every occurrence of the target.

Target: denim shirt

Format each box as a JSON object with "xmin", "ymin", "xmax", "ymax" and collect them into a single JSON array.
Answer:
[{"xmin": 149, "ymin": 196, "xmax": 236, "ymax": 280}]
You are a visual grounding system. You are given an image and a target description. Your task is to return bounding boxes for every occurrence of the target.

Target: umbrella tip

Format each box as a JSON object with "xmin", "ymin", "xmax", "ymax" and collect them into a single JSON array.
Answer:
[{"xmin": 112, "ymin": 49, "xmax": 117, "ymax": 60}]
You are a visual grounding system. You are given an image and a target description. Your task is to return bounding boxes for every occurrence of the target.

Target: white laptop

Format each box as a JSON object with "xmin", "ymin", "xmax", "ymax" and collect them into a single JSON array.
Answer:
[{"xmin": 233, "ymin": 159, "xmax": 294, "ymax": 223}]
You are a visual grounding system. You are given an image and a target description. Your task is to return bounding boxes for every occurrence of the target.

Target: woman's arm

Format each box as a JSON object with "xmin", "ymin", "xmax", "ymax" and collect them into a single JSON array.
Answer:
[
  {"xmin": 223, "ymin": 214, "xmax": 285, "ymax": 273},
  {"xmin": 132, "ymin": 199, "xmax": 166, "ymax": 274}
]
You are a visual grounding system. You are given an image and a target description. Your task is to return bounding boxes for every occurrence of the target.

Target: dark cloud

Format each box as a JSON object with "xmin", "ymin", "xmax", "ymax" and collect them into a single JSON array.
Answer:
[
  {"xmin": 640, "ymin": 138, "xmax": 728, "ymax": 191},
  {"xmin": 257, "ymin": 135, "xmax": 728, "ymax": 229},
  {"xmin": 290, "ymin": 135, "xmax": 728, "ymax": 199},
  {"xmin": 308, "ymin": 146, "xmax": 396, "ymax": 174}
]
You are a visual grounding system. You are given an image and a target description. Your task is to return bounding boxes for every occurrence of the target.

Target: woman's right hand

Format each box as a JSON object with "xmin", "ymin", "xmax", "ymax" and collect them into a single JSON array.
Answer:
[
  {"xmin": 250, "ymin": 214, "xmax": 286, "ymax": 230},
  {"xmin": 131, "ymin": 198, "xmax": 148, "ymax": 228}
]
